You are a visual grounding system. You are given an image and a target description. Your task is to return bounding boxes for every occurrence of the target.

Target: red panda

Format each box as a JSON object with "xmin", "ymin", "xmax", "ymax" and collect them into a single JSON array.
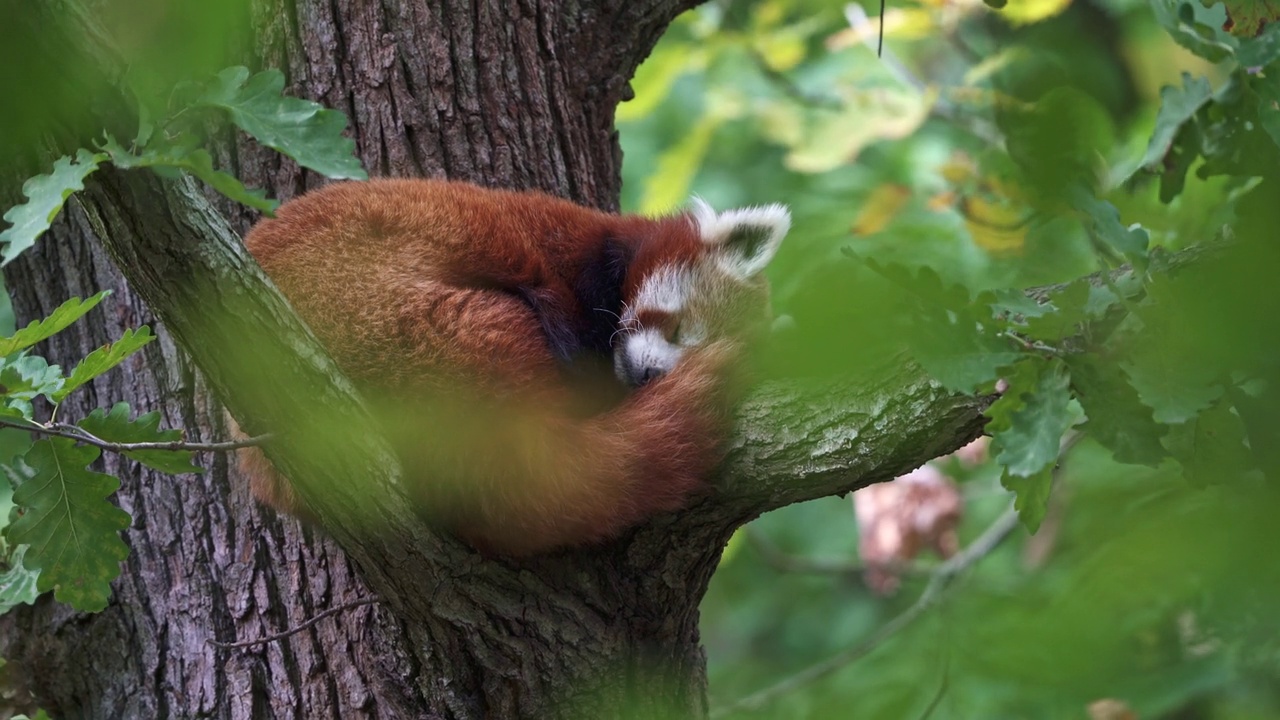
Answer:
[{"xmin": 240, "ymin": 178, "xmax": 789, "ymax": 555}]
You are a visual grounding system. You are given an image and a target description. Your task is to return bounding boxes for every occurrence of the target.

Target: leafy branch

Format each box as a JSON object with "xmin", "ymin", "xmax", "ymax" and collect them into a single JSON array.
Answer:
[{"xmin": 0, "ymin": 66, "xmax": 368, "ymax": 264}]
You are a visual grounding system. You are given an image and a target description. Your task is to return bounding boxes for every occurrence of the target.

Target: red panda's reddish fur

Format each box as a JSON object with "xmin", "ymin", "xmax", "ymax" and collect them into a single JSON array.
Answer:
[{"xmin": 241, "ymin": 179, "xmax": 740, "ymax": 555}]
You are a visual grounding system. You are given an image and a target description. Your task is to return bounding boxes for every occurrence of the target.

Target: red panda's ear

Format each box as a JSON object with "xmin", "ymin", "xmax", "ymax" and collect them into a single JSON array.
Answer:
[{"xmin": 689, "ymin": 198, "xmax": 790, "ymax": 278}]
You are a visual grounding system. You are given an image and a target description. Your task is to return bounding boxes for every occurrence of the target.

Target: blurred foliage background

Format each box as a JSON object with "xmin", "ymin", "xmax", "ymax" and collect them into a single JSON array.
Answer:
[
  {"xmin": 1, "ymin": 0, "xmax": 1278, "ymax": 716},
  {"xmin": 616, "ymin": 0, "xmax": 1280, "ymax": 717}
]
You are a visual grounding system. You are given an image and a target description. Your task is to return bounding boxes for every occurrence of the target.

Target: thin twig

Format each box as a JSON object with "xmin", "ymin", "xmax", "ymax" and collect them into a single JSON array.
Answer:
[
  {"xmin": 0, "ymin": 417, "xmax": 271, "ymax": 453},
  {"xmin": 1001, "ymin": 331, "xmax": 1063, "ymax": 356},
  {"xmin": 746, "ymin": 525, "xmax": 931, "ymax": 577},
  {"xmin": 917, "ymin": 636, "xmax": 951, "ymax": 720},
  {"xmin": 711, "ymin": 507, "xmax": 1021, "ymax": 718},
  {"xmin": 208, "ymin": 598, "xmax": 381, "ymax": 650}
]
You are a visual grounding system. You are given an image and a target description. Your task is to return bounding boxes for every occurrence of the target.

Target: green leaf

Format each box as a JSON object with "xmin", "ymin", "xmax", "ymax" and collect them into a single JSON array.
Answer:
[
  {"xmin": 0, "ymin": 546, "xmax": 41, "ymax": 614},
  {"xmin": 194, "ymin": 67, "xmax": 367, "ymax": 181},
  {"xmin": 1071, "ymin": 190, "xmax": 1150, "ymax": 269},
  {"xmin": 990, "ymin": 358, "xmax": 1074, "ymax": 477},
  {"xmin": 1164, "ymin": 397, "xmax": 1255, "ymax": 486},
  {"xmin": 1151, "ymin": 0, "xmax": 1237, "ymax": 62},
  {"xmin": 908, "ymin": 296, "xmax": 1021, "ymax": 394},
  {"xmin": 53, "ymin": 327, "xmax": 156, "ymax": 402},
  {"xmin": 0, "ymin": 291, "xmax": 110, "ymax": 357},
  {"xmin": 1236, "ymin": 17, "xmax": 1280, "ymax": 63},
  {"xmin": 0, "ymin": 355, "xmax": 65, "ymax": 419},
  {"xmin": 1068, "ymin": 356, "xmax": 1167, "ymax": 466},
  {"xmin": 102, "ymin": 138, "xmax": 277, "ymax": 213},
  {"xmin": 6, "ymin": 438, "xmax": 130, "ymax": 612},
  {"xmin": 1251, "ymin": 69, "xmax": 1280, "ymax": 151},
  {"xmin": 0, "ymin": 150, "xmax": 106, "ymax": 266},
  {"xmin": 78, "ymin": 403, "xmax": 202, "ymax": 475},
  {"xmin": 1133, "ymin": 74, "xmax": 1213, "ymax": 179},
  {"xmin": 989, "ymin": 290, "xmax": 1054, "ymax": 320},
  {"xmin": 1122, "ymin": 288, "xmax": 1224, "ymax": 423},
  {"xmin": 639, "ymin": 112, "xmax": 723, "ymax": 214},
  {"xmin": 1021, "ymin": 281, "xmax": 1090, "ymax": 342},
  {"xmin": 1000, "ymin": 465, "xmax": 1053, "ymax": 533}
]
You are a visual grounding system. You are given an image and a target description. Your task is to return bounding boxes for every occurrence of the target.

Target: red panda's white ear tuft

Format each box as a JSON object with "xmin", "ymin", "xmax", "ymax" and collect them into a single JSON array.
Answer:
[{"xmin": 690, "ymin": 198, "xmax": 790, "ymax": 278}]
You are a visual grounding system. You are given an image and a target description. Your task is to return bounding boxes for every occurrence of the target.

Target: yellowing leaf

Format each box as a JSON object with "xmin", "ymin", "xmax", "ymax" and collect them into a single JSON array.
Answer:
[
  {"xmin": 998, "ymin": 0, "xmax": 1074, "ymax": 26},
  {"xmin": 1222, "ymin": 0, "xmax": 1280, "ymax": 36},
  {"xmin": 939, "ymin": 152, "xmax": 978, "ymax": 185},
  {"xmin": 826, "ymin": 9, "xmax": 939, "ymax": 48},
  {"xmin": 962, "ymin": 195, "xmax": 1029, "ymax": 253},
  {"xmin": 753, "ymin": 0, "xmax": 788, "ymax": 29},
  {"xmin": 755, "ymin": 33, "xmax": 807, "ymax": 71},
  {"xmin": 927, "ymin": 190, "xmax": 958, "ymax": 211},
  {"xmin": 639, "ymin": 113, "xmax": 723, "ymax": 215},
  {"xmin": 852, "ymin": 185, "xmax": 912, "ymax": 236},
  {"xmin": 786, "ymin": 87, "xmax": 936, "ymax": 173},
  {"xmin": 758, "ymin": 101, "xmax": 806, "ymax": 146}
]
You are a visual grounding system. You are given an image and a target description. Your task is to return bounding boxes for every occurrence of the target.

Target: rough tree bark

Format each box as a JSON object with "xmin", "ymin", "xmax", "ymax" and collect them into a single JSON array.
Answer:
[{"xmin": 0, "ymin": 1, "xmax": 987, "ymax": 719}]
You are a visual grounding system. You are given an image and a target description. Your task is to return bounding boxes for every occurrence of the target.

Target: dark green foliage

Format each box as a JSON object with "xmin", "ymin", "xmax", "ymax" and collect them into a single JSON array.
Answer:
[
  {"xmin": 6, "ymin": 439, "xmax": 130, "ymax": 613},
  {"xmin": 79, "ymin": 403, "xmax": 202, "ymax": 475},
  {"xmin": 620, "ymin": 0, "xmax": 1280, "ymax": 715}
]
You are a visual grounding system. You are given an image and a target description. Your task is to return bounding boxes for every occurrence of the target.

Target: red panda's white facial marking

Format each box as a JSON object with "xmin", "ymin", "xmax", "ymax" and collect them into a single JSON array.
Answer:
[{"xmin": 613, "ymin": 200, "xmax": 791, "ymax": 388}]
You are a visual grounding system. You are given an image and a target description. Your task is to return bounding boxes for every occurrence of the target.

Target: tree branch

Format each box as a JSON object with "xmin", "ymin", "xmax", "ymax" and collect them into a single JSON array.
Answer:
[
  {"xmin": 711, "ymin": 506, "xmax": 1021, "ymax": 718},
  {"xmin": 0, "ymin": 417, "xmax": 270, "ymax": 453}
]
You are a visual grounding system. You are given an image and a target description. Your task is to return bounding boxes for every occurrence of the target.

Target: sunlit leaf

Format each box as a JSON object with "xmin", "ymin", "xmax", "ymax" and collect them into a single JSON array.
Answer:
[
  {"xmin": 78, "ymin": 402, "xmax": 203, "ymax": 475},
  {"xmin": 53, "ymin": 327, "xmax": 156, "ymax": 402},
  {"xmin": 193, "ymin": 67, "xmax": 367, "ymax": 181},
  {"xmin": 786, "ymin": 88, "xmax": 935, "ymax": 173},
  {"xmin": 0, "ymin": 150, "xmax": 105, "ymax": 266},
  {"xmin": 997, "ymin": 0, "xmax": 1074, "ymax": 26},
  {"xmin": 102, "ymin": 137, "xmax": 276, "ymax": 213},
  {"xmin": 0, "ymin": 546, "xmax": 41, "ymax": 614},
  {"xmin": 6, "ymin": 438, "xmax": 130, "ymax": 612},
  {"xmin": 0, "ymin": 355, "xmax": 65, "ymax": 419},
  {"xmin": 0, "ymin": 291, "xmax": 109, "ymax": 357},
  {"xmin": 639, "ymin": 113, "xmax": 723, "ymax": 215}
]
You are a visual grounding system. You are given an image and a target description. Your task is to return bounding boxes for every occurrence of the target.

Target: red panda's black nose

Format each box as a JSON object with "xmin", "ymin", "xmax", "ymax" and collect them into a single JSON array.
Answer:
[{"xmin": 641, "ymin": 367, "xmax": 663, "ymax": 384}]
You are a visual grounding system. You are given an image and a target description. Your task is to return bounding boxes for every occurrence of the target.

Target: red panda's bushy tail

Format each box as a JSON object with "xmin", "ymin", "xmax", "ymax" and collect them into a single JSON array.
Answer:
[{"xmin": 385, "ymin": 341, "xmax": 738, "ymax": 555}]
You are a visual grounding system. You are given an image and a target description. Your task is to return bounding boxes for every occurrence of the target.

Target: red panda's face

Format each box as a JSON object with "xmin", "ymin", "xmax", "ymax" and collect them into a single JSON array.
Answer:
[{"xmin": 614, "ymin": 200, "xmax": 790, "ymax": 387}]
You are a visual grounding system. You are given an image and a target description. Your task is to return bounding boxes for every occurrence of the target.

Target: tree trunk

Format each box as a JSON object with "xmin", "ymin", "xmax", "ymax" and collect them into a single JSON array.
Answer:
[{"xmin": 0, "ymin": 1, "xmax": 987, "ymax": 718}]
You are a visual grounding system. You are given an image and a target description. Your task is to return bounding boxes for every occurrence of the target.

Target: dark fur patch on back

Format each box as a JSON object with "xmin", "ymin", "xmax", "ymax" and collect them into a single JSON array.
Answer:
[
  {"xmin": 516, "ymin": 285, "xmax": 580, "ymax": 364},
  {"xmin": 573, "ymin": 237, "xmax": 632, "ymax": 355}
]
